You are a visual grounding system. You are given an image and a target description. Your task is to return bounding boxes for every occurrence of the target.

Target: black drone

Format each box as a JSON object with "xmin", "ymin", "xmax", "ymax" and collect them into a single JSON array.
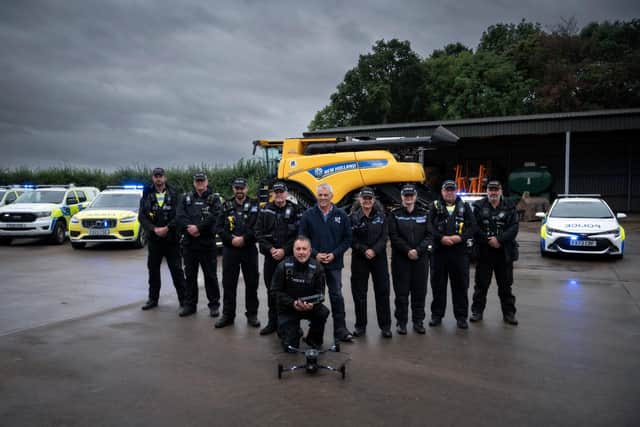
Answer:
[{"xmin": 277, "ymin": 342, "xmax": 347, "ymax": 379}]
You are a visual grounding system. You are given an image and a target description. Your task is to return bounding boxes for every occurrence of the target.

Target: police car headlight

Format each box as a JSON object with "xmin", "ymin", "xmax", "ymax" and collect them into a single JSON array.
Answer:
[
  {"xmin": 546, "ymin": 227, "xmax": 562, "ymax": 236},
  {"xmin": 34, "ymin": 210, "xmax": 51, "ymax": 218},
  {"xmin": 120, "ymin": 215, "xmax": 137, "ymax": 223},
  {"xmin": 70, "ymin": 216, "xmax": 80, "ymax": 224},
  {"xmin": 591, "ymin": 228, "xmax": 620, "ymax": 237}
]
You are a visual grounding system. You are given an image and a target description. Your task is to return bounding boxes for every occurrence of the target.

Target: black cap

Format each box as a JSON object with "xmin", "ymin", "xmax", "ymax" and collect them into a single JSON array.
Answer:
[
  {"xmin": 486, "ymin": 179, "xmax": 502, "ymax": 189},
  {"xmin": 359, "ymin": 187, "xmax": 375, "ymax": 198},
  {"xmin": 233, "ymin": 177, "xmax": 248, "ymax": 188},
  {"xmin": 441, "ymin": 180, "xmax": 457, "ymax": 190},
  {"xmin": 152, "ymin": 167, "xmax": 165, "ymax": 176},
  {"xmin": 401, "ymin": 184, "xmax": 417, "ymax": 196},
  {"xmin": 272, "ymin": 182, "xmax": 287, "ymax": 192},
  {"xmin": 193, "ymin": 172, "xmax": 207, "ymax": 181}
]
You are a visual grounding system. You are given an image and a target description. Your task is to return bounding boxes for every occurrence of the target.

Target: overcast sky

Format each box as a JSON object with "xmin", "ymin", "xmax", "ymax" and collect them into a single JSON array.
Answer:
[{"xmin": 1, "ymin": 0, "xmax": 637, "ymax": 171}]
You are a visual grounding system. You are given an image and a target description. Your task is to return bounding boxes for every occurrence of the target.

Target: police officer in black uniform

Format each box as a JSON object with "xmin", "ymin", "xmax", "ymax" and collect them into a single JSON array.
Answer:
[
  {"xmin": 388, "ymin": 184, "xmax": 433, "ymax": 335},
  {"xmin": 429, "ymin": 179, "xmax": 476, "ymax": 329},
  {"xmin": 255, "ymin": 181, "xmax": 303, "ymax": 335},
  {"xmin": 271, "ymin": 235, "xmax": 330, "ymax": 351},
  {"xmin": 350, "ymin": 187, "xmax": 392, "ymax": 338},
  {"xmin": 471, "ymin": 179, "xmax": 519, "ymax": 325},
  {"xmin": 138, "ymin": 167, "xmax": 186, "ymax": 310},
  {"xmin": 176, "ymin": 172, "xmax": 222, "ymax": 317},
  {"xmin": 215, "ymin": 177, "xmax": 261, "ymax": 328}
]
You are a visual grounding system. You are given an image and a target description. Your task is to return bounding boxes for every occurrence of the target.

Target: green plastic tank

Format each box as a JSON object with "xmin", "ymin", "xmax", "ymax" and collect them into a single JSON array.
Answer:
[{"xmin": 508, "ymin": 166, "xmax": 552, "ymax": 195}]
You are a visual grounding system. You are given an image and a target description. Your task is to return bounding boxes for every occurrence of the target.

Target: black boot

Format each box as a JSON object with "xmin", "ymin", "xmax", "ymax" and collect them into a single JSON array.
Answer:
[{"xmin": 141, "ymin": 300, "xmax": 158, "ymax": 310}]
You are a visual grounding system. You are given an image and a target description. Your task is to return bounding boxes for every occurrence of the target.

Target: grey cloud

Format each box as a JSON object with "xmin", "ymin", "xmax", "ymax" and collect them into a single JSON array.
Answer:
[{"xmin": 1, "ymin": 0, "xmax": 638, "ymax": 171}]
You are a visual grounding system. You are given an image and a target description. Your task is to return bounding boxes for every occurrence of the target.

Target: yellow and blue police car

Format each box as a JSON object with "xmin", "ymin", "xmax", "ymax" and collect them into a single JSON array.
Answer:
[
  {"xmin": 536, "ymin": 195, "xmax": 626, "ymax": 259},
  {"xmin": 0, "ymin": 185, "xmax": 98, "ymax": 245},
  {"xmin": 69, "ymin": 186, "xmax": 146, "ymax": 249}
]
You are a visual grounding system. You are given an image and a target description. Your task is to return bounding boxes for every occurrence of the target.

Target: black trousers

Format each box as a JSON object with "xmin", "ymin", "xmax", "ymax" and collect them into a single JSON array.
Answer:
[
  {"xmin": 472, "ymin": 248, "xmax": 516, "ymax": 315},
  {"xmin": 147, "ymin": 239, "xmax": 186, "ymax": 304},
  {"xmin": 391, "ymin": 252, "xmax": 428, "ymax": 325},
  {"xmin": 430, "ymin": 247, "xmax": 469, "ymax": 320},
  {"xmin": 221, "ymin": 245, "xmax": 259, "ymax": 319},
  {"xmin": 278, "ymin": 304, "xmax": 330, "ymax": 350},
  {"xmin": 182, "ymin": 246, "xmax": 219, "ymax": 309},
  {"xmin": 263, "ymin": 255, "xmax": 281, "ymax": 326},
  {"xmin": 351, "ymin": 252, "xmax": 391, "ymax": 330}
]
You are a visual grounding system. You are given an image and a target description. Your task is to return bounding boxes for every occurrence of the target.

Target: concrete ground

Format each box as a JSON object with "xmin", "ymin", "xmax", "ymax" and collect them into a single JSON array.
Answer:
[{"xmin": 1, "ymin": 220, "xmax": 640, "ymax": 427}]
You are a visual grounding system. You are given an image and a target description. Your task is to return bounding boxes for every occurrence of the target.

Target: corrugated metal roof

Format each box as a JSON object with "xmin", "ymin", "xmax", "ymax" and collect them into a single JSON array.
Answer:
[{"xmin": 303, "ymin": 108, "xmax": 640, "ymax": 138}]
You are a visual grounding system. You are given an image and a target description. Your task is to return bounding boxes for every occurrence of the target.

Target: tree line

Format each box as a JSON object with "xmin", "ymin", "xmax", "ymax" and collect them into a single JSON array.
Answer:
[{"xmin": 309, "ymin": 19, "xmax": 640, "ymax": 130}]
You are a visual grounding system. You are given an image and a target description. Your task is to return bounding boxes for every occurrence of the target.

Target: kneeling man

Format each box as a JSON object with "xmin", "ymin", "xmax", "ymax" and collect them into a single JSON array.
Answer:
[{"xmin": 272, "ymin": 236, "xmax": 330, "ymax": 351}]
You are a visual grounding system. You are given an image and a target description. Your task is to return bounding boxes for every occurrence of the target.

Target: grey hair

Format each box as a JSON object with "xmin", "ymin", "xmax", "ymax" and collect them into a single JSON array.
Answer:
[
  {"xmin": 317, "ymin": 183, "xmax": 333, "ymax": 193},
  {"xmin": 294, "ymin": 235, "xmax": 311, "ymax": 246}
]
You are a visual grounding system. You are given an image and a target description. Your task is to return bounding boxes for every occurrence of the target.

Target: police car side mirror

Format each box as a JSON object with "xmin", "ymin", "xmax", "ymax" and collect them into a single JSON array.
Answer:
[
  {"xmin": 616, "ymin": 213, "xmax": 627, "ymax": 219},
  {"xmin": 535, "ymin": 212, "xmax": 546, "ymax": 219}
]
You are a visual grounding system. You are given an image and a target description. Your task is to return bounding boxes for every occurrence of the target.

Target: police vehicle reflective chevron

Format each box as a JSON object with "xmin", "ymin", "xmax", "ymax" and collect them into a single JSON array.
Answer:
[{"xmin": 536, "ymin": 195, "xmax": 626, "ymax": 258}]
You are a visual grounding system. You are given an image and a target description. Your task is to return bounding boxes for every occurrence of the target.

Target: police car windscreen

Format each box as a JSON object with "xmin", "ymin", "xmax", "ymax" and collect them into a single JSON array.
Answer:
[
  {"xmin": 0, "ymin": 191, "xmax": 5, "ymax": 199},
  {"xmin": 90, "ymin": 193, "xmax": 140, "ymax": 209},
  {"xmin": 16, "ymin": 190, "xmax": 65, "ymax": 204},
  {"xmin": 550, "ymin": 201, "xmax": 612, "ymax": 219}
]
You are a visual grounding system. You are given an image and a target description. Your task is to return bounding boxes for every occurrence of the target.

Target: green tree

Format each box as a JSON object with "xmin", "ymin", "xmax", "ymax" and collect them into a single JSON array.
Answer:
[
  {"xmin": 309, "ymin": 39, "xmax": 424, "ymax": 130},
  {"xmin": 421, "ymin": 48, "xmax": 534, "ymax": 119}
]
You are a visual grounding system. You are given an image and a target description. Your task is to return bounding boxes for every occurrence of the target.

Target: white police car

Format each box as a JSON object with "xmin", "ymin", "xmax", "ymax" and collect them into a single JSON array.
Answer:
[
  {"xmin": 0, "ymin": 185, "xmax": 98, "ymax": 245},
  {"xmin": 536, "ymin": 195, "xmax": 626, "ymax": 258}
]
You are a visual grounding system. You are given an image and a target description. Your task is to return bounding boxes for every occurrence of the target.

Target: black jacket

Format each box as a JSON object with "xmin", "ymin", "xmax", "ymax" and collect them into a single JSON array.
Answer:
[
  {"xmin": 473, "ymin": 197, "xmax": 519, "ymax": 262},
  {"xmin": 271, "ymin": 256, "xmax": 325, "ymax": 314},
  {"xmin": 388, "ymin": 205, "xmax": 433, "ymax": 258},
  {"xmin": 430, "ymin": 197, "xmax": 476, "ymax": 252},
  {"xmin": 217, "ymin": 197, "xmax": 259, "ymax": 248},
  {"xmin": 350, "ymin": 204, "xmax": 388, "ymax": 258},
  {"xmin": 256, "ymin": 200, "xmax": 303, "ymax": 256},
  {"xmin": 176, "ymin": 188, "xmax": 221, "ymax": 249},
  {"xmin": 138, "ymin": 184, "xmax": 180, "ymax": 242}
]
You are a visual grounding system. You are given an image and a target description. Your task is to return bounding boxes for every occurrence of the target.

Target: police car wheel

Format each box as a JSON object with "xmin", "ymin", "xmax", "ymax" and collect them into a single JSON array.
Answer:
[
  {"xmin": 50, "ymin": 221, "xmax": 66, "ymax": 245},
  {"xmin": 133, "ymin": 227, "xmax": 147, "ymax": 249},
  {"xmin": 71, "ymin": 242, "xmax": 86, "ymax": 250}
]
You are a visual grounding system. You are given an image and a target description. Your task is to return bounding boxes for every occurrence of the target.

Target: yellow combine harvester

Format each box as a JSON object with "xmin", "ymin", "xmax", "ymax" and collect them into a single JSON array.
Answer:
[{"xmin": 252, "ymin": 126, "xmax": 459, "ymax": 210}]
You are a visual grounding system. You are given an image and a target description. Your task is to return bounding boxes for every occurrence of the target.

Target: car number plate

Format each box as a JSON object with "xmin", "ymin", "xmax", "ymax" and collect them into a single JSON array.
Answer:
[
  {"xmin": 89, "ymin": 228, "xmax": 110, "ymax": 236},
  {"xmin": 3, "ymin": 223, "xmax": 28, "ymax": 229},
  {"xmin": 569, "ymin": 240, "xmax": 597, "ymax": 247}
]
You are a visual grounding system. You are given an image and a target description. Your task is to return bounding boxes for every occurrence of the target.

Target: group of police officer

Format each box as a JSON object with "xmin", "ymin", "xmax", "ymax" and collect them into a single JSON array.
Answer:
[{"xmin": 139, "ymin": 167, "xmax": 520, "ymax": 352}]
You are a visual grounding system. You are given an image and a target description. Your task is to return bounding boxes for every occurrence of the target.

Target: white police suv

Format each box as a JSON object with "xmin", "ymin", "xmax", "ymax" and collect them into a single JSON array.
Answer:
[
  {"xmin": 0, "ymin": 185, "xmax": 98, "ymax": 245},
  {"xmin": 536, "ymin": 195, "xmax": 626, "ymax": 259}
]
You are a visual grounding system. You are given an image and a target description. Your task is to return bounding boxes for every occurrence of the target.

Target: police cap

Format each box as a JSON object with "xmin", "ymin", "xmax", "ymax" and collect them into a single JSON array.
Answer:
[
  {"xmin": 441, "ymin": 180, "xmax": 457, "ymax": 190},
  {"xmin": 359, "ymin": 187, "xmax": 375, "ymax": 198},
  {"xmin": 152, "ymin": 167, "xmax": 165, "ymax": 176},
  {"xmin": 233, "ymin": 177, "xmax": 248, "ymax": 188},
  {"xmin": 486, "ymin": 179, "xmax": 502, "ymax": 189},
  {"xmin": 272, "ymin": 181, "xmax": 287, "ymax": 192},
  {"xmin": 401, "ymin": 184, "xmax": 417, "ymax": 196},
  {"xmin": 193, "ymin": 172, "xmax": 207, "ymax": 181}
]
